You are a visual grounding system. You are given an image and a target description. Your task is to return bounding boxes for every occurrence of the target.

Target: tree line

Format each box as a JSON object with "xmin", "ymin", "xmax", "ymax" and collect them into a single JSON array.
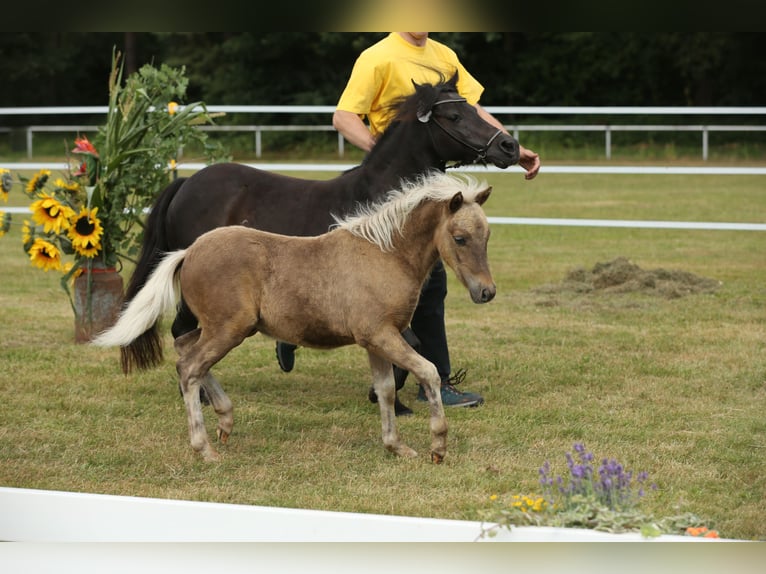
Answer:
[{"xmin": 1, "ymin": 32, "xmax": 764, "ymax": 122}]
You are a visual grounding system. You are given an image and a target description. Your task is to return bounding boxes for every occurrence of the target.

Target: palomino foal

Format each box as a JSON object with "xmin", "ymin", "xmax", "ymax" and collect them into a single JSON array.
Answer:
[{"xmin": 95, "ymin": 172, "xmax": 495, "ymax": 463}]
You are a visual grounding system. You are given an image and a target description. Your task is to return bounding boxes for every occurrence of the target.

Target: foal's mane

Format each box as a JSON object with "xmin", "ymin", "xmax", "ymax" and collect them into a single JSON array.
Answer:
[{"xmin": 333, "ymin": 171, "xmax": 487, "ymax": 252}]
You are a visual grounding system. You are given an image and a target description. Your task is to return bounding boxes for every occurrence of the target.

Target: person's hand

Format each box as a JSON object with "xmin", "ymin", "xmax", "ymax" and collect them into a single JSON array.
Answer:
[{"xmin": 518, "ymin": 145, "xmax": 540, "ymax": 180}]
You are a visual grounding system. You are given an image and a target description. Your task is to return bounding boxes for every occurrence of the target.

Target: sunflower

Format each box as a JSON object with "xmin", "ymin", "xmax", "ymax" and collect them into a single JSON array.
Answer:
[
  {"xmin": 68, "ymin": 207, "xmax": 104, "ymax": 257},
  {"xmin": 21, "ymin": 219, "xmax": 34, "ymax": 247},
  {"xmin": 26, "ymin": 169, "xmax": 51, "ymax": 195},
  {"xmin": 30, "ymin": 193, "xmax": 76, "ymax": 235},
  {"xmin": 28, "ymin": 238, "xmax": 62, "ymax": 272},
  {"xmin": 0, "ymin": 168, "xmax": 11, "ymax": 201},
  {"xmin": 54, "ymin": 177, "xmax": 80, "ymax": 194},
  {"xmin": 0, "ymin": 211, "xmax": 9, "ymax": 236}
]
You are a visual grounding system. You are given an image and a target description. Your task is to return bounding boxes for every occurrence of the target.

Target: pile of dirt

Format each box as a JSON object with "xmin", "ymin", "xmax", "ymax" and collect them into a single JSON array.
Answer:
[{"xmin": 535, "ymin": 257, "xmax": 721, "ymax": 299}]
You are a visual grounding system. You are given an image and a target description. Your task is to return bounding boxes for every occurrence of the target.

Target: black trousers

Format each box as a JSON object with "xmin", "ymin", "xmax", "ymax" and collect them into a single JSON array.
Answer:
[{"xmin": 409, "ymin": 260, "xmax": 450, "ymax": 381}]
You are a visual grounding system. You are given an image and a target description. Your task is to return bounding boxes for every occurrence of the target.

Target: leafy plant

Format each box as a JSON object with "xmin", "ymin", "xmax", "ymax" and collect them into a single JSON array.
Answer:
[{"xmin": 1, "ymin": 48, "xmax": 228, "ymax": 306}]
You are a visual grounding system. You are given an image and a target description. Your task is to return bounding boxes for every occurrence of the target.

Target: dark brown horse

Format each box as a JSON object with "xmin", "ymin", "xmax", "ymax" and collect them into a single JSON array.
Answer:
[
  {"xmin": 96, "ymin": 173, "xmax": 495, "ymax": 462},
  {"xmin": 121, "ymin": 74, "xmax": 518, "ymax": 401}
]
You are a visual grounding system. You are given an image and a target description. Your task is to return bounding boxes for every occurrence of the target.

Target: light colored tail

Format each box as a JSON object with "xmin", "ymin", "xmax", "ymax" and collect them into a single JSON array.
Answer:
[{"xmin": 92, "ymin": 250, "xmax": 187, "ymax": 348}]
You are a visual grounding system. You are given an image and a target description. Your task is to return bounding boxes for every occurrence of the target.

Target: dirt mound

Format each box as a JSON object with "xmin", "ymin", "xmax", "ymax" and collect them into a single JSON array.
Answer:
[{"xmin": 535, "ymin": 257, "xmax": 721, "ymax": 299}]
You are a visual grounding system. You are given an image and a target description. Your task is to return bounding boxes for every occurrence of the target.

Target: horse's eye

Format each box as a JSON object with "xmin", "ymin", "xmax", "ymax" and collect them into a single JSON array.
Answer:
[
  {"xmin": 454, "ymin": 236, "xmax": 466, "ymax": 246},
  {"xmin": 449, "ymin": 114, "xmax": 461, "ymax": 122}
]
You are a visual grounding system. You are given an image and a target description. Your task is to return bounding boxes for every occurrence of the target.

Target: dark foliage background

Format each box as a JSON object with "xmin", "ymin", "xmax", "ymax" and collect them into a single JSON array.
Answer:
[{"xmin": 1, "ymin": 32, "xmax": 763, "ymax": 112}]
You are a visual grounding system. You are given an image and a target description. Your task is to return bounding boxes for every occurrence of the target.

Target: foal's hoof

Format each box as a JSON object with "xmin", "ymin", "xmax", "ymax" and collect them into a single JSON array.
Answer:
[
  {"xmin": 201, "ymin": 447, "xmax": 221, "ymax": 462},
  {"xmin": 431, "ymin": 451, "xmax": 445, "ymax": 464}
]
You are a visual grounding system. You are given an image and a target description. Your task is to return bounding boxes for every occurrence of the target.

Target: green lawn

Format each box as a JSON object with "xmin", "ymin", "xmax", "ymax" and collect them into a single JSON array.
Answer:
[{"xmin": 0, "ymin": 166, "xmax": 764, "ymax": 540}]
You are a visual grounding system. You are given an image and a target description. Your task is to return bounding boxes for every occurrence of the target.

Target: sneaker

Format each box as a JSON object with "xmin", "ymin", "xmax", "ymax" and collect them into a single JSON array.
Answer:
[
  {"xmin": 417, "ymin": 369, "xmax": 484, "ymax": 407},
  {"xmin": 276, "ymin": 342, "xmax": 297, "ymax": 372}
]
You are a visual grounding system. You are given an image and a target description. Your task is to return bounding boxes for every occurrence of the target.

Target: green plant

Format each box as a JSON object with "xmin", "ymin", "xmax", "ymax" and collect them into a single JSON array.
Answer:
[{"xmin": 0, "ymin": 49, "xmax": 228, "ymax": 306}]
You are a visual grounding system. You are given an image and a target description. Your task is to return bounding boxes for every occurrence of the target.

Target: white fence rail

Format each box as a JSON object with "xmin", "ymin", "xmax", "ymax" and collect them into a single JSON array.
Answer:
[{"xmin": 1, "ymin": 105, "xmax": 765, "ymax": 160}]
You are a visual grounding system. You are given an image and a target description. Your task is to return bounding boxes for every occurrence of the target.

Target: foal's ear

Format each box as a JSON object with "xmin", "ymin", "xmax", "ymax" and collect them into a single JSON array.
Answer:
[
  {"xmin": 449, "ymin": 192, "xmax": 464, "ymax": 213},
  {"xmin": 475, "ymin": 186, "xmax": 492, "ymax": 206}
]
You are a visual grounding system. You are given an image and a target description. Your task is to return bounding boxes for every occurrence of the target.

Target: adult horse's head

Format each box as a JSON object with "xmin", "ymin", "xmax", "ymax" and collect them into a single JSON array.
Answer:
[{"xmin": 386, "ymin": 72, "xmax": 520, "ymax": 170}]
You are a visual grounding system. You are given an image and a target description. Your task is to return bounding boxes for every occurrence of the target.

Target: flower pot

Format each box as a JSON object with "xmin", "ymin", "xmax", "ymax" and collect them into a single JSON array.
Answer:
[{"xmin": 73, "ymin": 265, "xmax": 124, "ymax": 343}]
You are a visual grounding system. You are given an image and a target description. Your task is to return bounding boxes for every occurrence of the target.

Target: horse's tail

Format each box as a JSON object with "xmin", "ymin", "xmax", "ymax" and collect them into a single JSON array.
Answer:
[
  {"xmin": 119, "ymin": 177, "xmax": 187, "ymax": 373},
  {"xmin": 93, "ymin": 250, "xmax": 187, "ymax": 361}
]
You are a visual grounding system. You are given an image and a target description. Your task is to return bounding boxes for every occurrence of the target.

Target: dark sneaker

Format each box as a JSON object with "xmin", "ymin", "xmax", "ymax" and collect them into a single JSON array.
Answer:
[
  {"xmin": 417, "ymin": 369, "xmax": 484, "ymax": 407},
  {"xmin": 276, "ymin": 342, "xmax": 297, "ymax": 372}
]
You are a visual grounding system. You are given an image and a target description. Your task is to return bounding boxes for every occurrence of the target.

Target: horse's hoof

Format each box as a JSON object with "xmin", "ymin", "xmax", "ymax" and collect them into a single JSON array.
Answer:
[
  {"xmin": 389, "ymin": 445, "xmax": 418, "ymax": 458},
  {"xmin": 201, "ymin": 448, "xmax": 221, "ymax": 462},
  {"xmin": 216, "ymin": 427, "xmax": 230, "ymax": 444},
  {"xmin": 431, "ymin": 451, "xmax": 445, "ymax": 464}
]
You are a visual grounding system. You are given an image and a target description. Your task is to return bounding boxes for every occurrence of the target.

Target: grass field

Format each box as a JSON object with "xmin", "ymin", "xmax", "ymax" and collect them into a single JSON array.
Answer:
[{"xmin": 0, "ymin": 165, "xmax": 764, "ymax": 540}]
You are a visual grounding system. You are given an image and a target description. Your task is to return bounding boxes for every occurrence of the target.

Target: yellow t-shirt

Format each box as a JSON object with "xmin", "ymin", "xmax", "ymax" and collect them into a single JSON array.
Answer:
[{"xmin": 336, "ymin": 33, "xmax": 484, "ymax": 138}]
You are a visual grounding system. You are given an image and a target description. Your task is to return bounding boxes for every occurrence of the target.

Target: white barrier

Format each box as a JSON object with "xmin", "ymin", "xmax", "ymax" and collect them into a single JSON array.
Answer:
[
  {"xmin": 3, "ymin": 104, "xmax": 765, "ymax": 159},
  {"xmin": 3, "ymin": 162, "xmax": 764, "ymax": 232},
  {"xmin": 0, "ymin": 487, "xmax": 706, "ymax": 543}
]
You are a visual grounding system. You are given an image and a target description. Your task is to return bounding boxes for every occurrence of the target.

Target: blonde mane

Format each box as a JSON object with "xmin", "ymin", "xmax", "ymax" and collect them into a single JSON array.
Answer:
[{"xmin": 333, "ymin": 171, "xmax": 488, "ymax": 251}]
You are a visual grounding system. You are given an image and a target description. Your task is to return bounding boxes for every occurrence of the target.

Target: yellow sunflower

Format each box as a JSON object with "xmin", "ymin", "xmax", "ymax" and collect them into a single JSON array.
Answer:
[
  {"xmin": 54, "ymin": 177, "xmax": 80, "ymax": 194},
  {"xmin": 26, "ymin": 169, "xmax": 51, "ymax": 194},
  {"xmin": 62, "ymin": 261, "xmax": 84, "ymax": 279},
  {"xmin": 0, "ymin": 211, "xmax": 9, "ymax": 236},
  {"xmin": 28, "ymin": 238, "xmax": 62, "ymax": 272},
  {"xmin": 0, "ymin": 168, "xmax": 11, "ymax": 202},
  {"xmin": 21, "ymin": 219, "xmax": 34, "ymax": 246},
  {"xmin": 68, "ymin": 207, "xmax": 104, "ymax": 257},
  {"xmin": 30, "ymin": 193, "xmax": 76, "ymax": 235}
]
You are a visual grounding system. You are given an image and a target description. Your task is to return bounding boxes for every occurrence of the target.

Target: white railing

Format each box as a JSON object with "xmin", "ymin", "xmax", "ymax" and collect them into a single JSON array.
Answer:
[{"xmin": 1, "ymin": 105, "xmax": 765, "ymax": 160}]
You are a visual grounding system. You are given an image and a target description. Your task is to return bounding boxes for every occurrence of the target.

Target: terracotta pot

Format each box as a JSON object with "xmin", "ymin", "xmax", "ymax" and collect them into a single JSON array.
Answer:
[{"xmin": 73, "ymin": 265, "xmax": 124, "ymax": 343}]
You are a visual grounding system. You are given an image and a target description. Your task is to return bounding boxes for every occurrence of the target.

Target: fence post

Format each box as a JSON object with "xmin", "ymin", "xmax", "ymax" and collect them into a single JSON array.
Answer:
[
  {"xmin": 255, "ymin": 127, "xmax": 262, "ymax": 158},
  {"xmin": 605, "ymin": 126, "xmax": 611, "ymax": 160},
  {"xmin": 702, "ymin": 127, "xmax": 709, "ymax": 161},
  {"xmin": 26, "ymin": 128, "xmax": 33, "ymax": 159},
  {"xmin": 338, "ymin": 133, "xmax": 344, "ymax": 158}
]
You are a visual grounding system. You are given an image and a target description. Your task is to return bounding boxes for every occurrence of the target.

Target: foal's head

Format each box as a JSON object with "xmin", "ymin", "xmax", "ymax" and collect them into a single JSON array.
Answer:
[{"xmin": 335, "ymin": 172, "xmax": 496, "ymax": 304}]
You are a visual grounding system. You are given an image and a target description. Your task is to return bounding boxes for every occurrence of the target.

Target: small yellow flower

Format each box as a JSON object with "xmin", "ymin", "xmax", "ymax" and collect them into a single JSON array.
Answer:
[
  {"xmin": 30, "ymin": 193, "xmax": 75, "ymax": 235},
  {"xmin": 489, "ymin": 494, "xmax": 498, "ymax": 502},
  {"xmin": 168, "ymin": 101, "xmax": 179, "ymax": 115},
  {"xmin": 28, "ymin": 238, "xmax": 62, "ymax": 272}
]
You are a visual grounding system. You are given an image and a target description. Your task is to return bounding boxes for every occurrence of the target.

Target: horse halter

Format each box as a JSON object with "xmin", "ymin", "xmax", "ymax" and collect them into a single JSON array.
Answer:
[{"xmin": 420, "ymin": 96, "xmax": 504, "ymax": 166}]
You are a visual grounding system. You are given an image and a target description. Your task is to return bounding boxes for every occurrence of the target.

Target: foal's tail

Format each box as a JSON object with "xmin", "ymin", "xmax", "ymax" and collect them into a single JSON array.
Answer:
[
  {"xmin": 93, "ymin": 250, "xmax": 187, "ymax": 361},
  {"xmin": 119, "ymin": 176, "xmax": 187, "ymax": 373}
]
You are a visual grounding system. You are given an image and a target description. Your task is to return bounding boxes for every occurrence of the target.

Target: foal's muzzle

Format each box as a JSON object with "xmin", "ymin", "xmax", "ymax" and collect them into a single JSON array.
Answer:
[{"xmin": 470, "ymin": 283, "xmax": 497, "ymax": 304}]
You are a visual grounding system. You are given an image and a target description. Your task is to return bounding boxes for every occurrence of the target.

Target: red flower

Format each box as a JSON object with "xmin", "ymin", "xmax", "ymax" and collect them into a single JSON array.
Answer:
[
  {"xmin": 71, "ymin": 135, "xmax": 99, "ymax": 158},
  {"xmin": 73, "ymin": 161, "xmax": 88, "ymax": 177}
]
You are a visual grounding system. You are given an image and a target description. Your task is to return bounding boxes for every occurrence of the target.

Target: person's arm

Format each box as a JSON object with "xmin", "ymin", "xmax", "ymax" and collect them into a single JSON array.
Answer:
[
  {"xmin": 333, "ymin": 109, "xmax": 377, "ymax": 153},
  {"xmin": 475, "ymin": 104, "xmax": 541, "ymax": 180}
]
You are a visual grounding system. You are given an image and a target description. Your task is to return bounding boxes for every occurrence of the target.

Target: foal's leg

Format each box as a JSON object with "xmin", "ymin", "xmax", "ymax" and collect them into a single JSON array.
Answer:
[
  {"xmin": 368, "ymin": 352, "xmax": 418, "ymax": 459},
  {"xmin": 175, "ymin": 328, "xmax": 242, "ymax": 461},
  {"xmin": 176, "ymin": 331, "xmax": 235, "ymax": 439},
  {"xmin": 365, "ymin": 329, "xmax": 448, "ymax": 463},
  {"xmin": 201, "ymin": 374, "xmax": 234, "ymax": 443}
]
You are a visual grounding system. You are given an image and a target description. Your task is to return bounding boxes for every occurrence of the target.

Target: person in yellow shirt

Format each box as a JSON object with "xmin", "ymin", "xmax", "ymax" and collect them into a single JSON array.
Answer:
[{"xmin": 277, "ymin": 32, "xmax": 540, "ymax": 415}]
